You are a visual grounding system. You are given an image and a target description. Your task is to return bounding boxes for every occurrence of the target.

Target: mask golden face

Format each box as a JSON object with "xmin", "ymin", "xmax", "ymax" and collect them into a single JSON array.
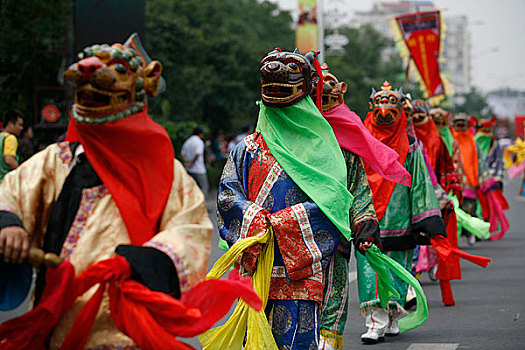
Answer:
[
  {"xmin": 65, "ymin": 42, "xmax": 162, "ymax": 124},
  {"xmin": 311, "ymin": 70, "xmax": 347, "ymax": 112}
]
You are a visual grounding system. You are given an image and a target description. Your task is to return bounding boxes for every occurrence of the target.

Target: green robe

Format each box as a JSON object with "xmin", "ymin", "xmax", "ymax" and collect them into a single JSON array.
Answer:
[
  {"xmin": 357, "ymin": 140, "xmax": 444, "ymax": 310},
  {"xmin": 321, "ymin": 150, "xmax": 377, "ymax": 341}
]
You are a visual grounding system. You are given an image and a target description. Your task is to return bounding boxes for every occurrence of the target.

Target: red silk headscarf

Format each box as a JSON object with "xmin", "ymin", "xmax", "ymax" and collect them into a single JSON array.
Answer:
[
  {"xmin": 452, "ymin": 129, "xmax": 479, "ymax": 187},
  {"xmin": 413, "ymin": 118, "xmax": 442, "ymax": 170},
  {"xmin": 66, "ymin": 109, "xmax": 174, "ymax": 245},
  {"xmin": 364, "ymin": 110, "xmax": 409, "ymax": 220}
]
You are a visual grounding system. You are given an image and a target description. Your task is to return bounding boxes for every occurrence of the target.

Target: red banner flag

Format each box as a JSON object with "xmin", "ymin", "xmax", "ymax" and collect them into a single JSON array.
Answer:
[{"xmin": 394, "ymin": 11, "xmax": 446, "ymax": 103}]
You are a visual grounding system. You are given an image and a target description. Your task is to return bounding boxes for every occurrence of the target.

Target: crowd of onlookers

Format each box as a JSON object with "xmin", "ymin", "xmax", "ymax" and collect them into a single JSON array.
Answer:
[
  {"xmin": 0, "ymin": 110, "xmax": 34, "ymax": 182},
  {"xmin": 207, "ymin": 124, "xmax": 254, "ymax": 166},
  {"xmin": 180, "ymin": 123, "xmax": 254, "ymax": 199},
  {"xmin": 0, "ymin": 108, "xmax": 254, "ymax": 194}
]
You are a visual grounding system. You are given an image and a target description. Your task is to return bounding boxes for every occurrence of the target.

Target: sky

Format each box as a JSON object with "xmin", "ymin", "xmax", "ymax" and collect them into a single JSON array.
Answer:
[{"xmin": 273, "ymin": 0, "xmax": 525, "ymax": 93}]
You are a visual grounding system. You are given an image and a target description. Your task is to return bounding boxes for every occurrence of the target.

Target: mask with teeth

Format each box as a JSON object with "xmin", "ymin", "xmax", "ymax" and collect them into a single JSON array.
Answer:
[
  {"xmin": 368, "ymin": 81, "xmax": 405, "ymax": 126},
  {"xmin": 260, "ymin": 48, "xmax": 319, "ymax": 107},
  {"xmin": 64, "ymin": 33, "xmax": 163, "ymax": 124}
]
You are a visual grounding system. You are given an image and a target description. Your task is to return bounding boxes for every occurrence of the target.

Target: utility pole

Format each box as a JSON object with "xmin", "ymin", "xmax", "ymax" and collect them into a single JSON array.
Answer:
[{"xmin": 317, "ymin": 0, "xmax": 324, "ymax": 64}]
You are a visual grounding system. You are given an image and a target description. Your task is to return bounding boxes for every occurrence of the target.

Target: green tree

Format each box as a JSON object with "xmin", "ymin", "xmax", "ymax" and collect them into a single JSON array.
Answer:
[
  {"xmin": 0, "ymin": 0, "xmax": 71, "ymax": 122},
  {"xmin": 451, "ymin": 87, "xmax": 488, "ymax": 117},
  {"xmin": 145, "ymin": 0, "xmax": 294, "ymax": 133},
  {"xmin": 324, "ymin": 25, "xmax": 422, "ymax": 119}
]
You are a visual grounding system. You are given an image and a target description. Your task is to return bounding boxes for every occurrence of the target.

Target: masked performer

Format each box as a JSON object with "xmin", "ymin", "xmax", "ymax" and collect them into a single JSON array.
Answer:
[
  {"xmin": 431, "ymin": 109, "xmax": 490, "ymax": 243},
  {"xmin": 473, "ymin": 117, "xmax": 510, "ymax": 240},
  {"xmin": 451, "ymin": 113, "xmax": 494, "ymax": 244},
  {"xmin": 359, "ymin": 82, "xmax": 446, "ymax": 344},
  {"xmin": 412, "ymin": 101, "xmax": 466, "ymax": 306},
  {"xmin": 214, "ymin": 49, "xmax": 354, "ymax": 349},
  {"xmin": 312, "ymin": 65, "xmax": 411, "ymax": 349},
  {"xmin": 0, "ymin": 35, "xmax": 262, "ymax": 350}
]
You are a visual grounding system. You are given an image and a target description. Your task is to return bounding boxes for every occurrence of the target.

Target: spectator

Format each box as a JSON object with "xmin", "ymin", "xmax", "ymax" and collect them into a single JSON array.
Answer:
[
  {"xmin": 18, "ymin": 125, "xmax": 34, "ymax": 163},
  {"xmin": 0, "ymin": 109, "xmax": 24, "ymax": 181},
  {"xmin": 181, "ymin": 127, "xmax": 209, "ymax": 198},
  {"xmin": 227, "ymin": 123, "xmax": 254, "ymax": 153},
  {"xmin": 234, "ymin": 123, "xmax": 253, "ymax": 144}
]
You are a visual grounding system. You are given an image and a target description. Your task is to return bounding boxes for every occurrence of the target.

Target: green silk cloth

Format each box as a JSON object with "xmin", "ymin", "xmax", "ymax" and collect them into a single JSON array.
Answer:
[
  {"xmin": 379, "ymin": 148, "xmax": 439, "ymax": 234},
  {"xmin": 450, "ymin": 193, "xmax": 491, "ymax": 239},
  {"xmin": 474, "ymin": 133, "xmax": 492, "ymax": 159},
  {"xmin": 256, "ymin": 97, "xmax": 353, "ymax": 240},
  {"xmin": 366, "ymin": 245, "xmax": 429, "ymax": 333},
  {"xmin": 439, "ymin": 126, "xmax": 455, "ymax": 158}
]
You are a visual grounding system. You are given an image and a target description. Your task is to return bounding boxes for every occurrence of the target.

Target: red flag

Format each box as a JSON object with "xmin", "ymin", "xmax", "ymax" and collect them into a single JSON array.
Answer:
[{"xmin": 394, "ymin": 11, "xmax": 446, "ymax": 100}]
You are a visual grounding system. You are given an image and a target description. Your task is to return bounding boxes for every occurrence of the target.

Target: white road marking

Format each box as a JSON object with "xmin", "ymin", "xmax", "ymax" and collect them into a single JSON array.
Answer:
[{"xmin": 407, "ymin": 344, "xmax": 459, "ymax": 350}]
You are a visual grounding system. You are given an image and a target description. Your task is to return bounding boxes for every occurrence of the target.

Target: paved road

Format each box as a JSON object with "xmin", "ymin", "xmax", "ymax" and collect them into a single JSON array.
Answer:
[
  {"xmin": 185, "ymin": 175, "xmax": 525, "ymax": 349},
  {"xmin": 5, "ymin": 177, "xmax": 521, "ymax": 349}
]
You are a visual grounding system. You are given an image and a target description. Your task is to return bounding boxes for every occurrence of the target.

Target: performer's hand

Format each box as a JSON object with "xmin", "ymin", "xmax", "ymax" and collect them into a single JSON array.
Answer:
[
  {"xmin": 0, "ymin": 226, "xmax": 30, "ymax": 263},
  {"xmin": 358, "ymin": 241, "xmax": 373, "ymax": 253}
]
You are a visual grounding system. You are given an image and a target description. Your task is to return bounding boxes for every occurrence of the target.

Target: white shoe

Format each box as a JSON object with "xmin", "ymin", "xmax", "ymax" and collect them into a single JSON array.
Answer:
[
  {"xmin": 467, "ymin": 233, "xmax": 476, "ymax": 246},
  {"xmin": 385, "ymin": 319, "xmax": 400, "ymax": 336},
  {"xmin": 361, "ymin": 328, "xmax": 385, "ymax": 344},
  {"xmin": 318, "ymin": 335, "xmax": 336, "ymax": 350}
]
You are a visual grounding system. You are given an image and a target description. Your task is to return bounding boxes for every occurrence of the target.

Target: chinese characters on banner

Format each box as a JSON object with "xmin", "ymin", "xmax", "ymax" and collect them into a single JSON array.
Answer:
[
  {"xmin": 394, "ymin": 11, "xmax": 445, "ymax": 101},
  {"xmin": 296, "ymin": 0, "xmax": 318, "ymax": 53}
]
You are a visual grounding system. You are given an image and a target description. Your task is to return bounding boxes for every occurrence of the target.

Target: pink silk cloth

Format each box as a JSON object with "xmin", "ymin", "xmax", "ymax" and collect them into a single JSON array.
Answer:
[{"xmin": 323, "ymin": 103, "xmax": 411, "ymax": 187}]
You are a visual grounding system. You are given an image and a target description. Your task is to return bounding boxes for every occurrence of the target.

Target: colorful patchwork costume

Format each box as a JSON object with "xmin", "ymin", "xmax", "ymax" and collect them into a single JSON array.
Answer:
[
  {"xmin": 431, "ymin": 109, "xmax": 491, "ymax": 242},
  {"xmin": 451, "ymin": 113, "xmax": 493, "ymax": 243},
  {"xmin": 358, "ymin": 82, "xmax": 446, "ymax": 343},
  {"xmin": 412, "ymin": 101, "xmax": 464, "ymax": 306},
  {"xmin": 473, "ymin": 117, "xmax": 510, "ymax": 240},
  {"xmin": 216, "ymin": 49, "xmax": 354, "ymax": 349},
  {"xmin": 313, "ymin": 65, "xmax": 411, "ymax": 349}
]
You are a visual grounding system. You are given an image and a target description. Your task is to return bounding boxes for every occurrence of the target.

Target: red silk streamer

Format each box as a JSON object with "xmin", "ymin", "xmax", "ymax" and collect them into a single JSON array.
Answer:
[
  {"xmin": 310, "ymin": 52, "xmax": 323, "ymax": 112},
  {"xmin": 0, "ymin": 258, "xmax": 261, "ymax": 350},
  {"xmin": 0, "ymin": 261, "xmax": 76, "ymax": 350},
  {"xmin": 486, "ymin": 189, "xmax": 510, "ymax": 240},
  {"xmin": 439, "ymin": 280, "xmax": 455, "ymax": 307},
  {"xmin": 476, "ymin": 188, "xmax": 491, "ymax": 221},
  {"xmin": 430, "ymin": 235, "xmax": 491, "ymax": 268},
  {"xmin": 395, "ymin": 11, "xmax": 445, "ymax": 99},
  {"xmin": 435, "ymin": 210, "xmax": 460, "ymax": 306}
]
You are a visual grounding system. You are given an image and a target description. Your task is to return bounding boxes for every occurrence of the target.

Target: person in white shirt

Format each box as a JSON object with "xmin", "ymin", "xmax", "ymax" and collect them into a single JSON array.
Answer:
[{"xmin": 181, "ymin": 127, "xmax": 209, "ymax": 198}]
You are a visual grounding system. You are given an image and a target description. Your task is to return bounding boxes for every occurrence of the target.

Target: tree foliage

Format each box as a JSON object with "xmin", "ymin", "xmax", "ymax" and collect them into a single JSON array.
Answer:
[
  {"xmin": 145, "ymin": 0, "xmax": 294, "ymax": 132},
  {"xmin": 1, "ymin": 1, "xmax": 418, "ymax": 136},
  {"xmin": 323, "ymin": 25, "xmax": 417, "ymax": 119},
  {"xmin": 450, "ymin": 87, "xmax": 488, "ymax": 117},
  {"xmin": 0, "ymin": 0, "xmax": 71, "ymax": 121}
]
